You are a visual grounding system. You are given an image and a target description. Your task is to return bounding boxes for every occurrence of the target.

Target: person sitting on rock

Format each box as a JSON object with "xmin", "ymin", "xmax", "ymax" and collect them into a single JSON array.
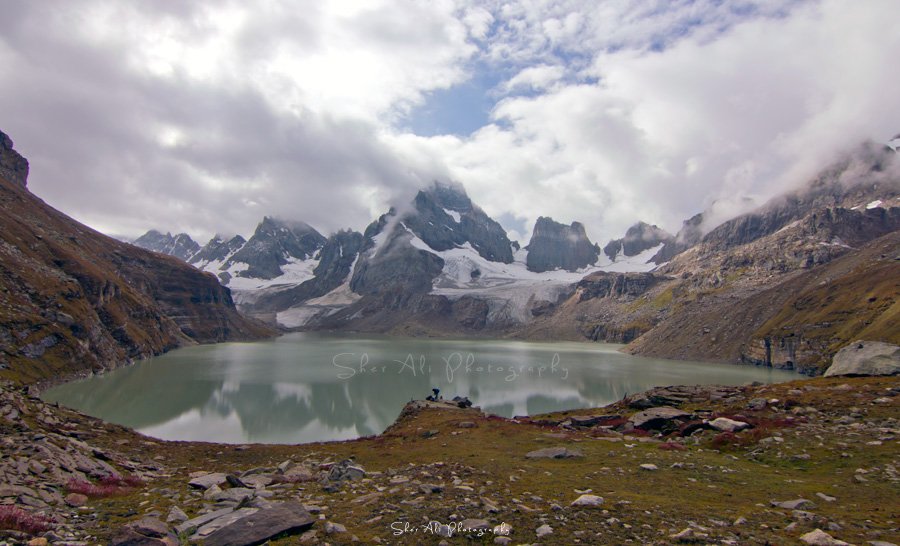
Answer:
[{"xmin": 426, "ymin": 388, "xmax": 441, "ymax": 401}]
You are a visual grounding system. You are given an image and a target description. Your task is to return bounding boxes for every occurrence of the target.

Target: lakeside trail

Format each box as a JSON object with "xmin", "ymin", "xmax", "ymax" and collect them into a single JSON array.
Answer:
[{"xmin": 0, "ymin": 377, "xmax": 897, "ymax": 545}]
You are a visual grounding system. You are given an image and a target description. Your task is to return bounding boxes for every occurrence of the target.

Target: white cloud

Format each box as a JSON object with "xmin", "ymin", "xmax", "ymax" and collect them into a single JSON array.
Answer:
[
  {"xmin": 503, "ymin": 64, "xmax": 565, "ymax": 93},
  {"xmin": 393, "ymin": 0, "xmax": 900, "ymax": 243},
  {"xmin": 0, "ymin": 0, "xmax": 897, "ymax": 249}
]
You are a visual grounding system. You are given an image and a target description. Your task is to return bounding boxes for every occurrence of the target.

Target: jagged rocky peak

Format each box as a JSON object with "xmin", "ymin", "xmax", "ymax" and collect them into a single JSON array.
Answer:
[
  {"xmin": 603, "ymin": 221, "xmax": 673, "ymax": 261},
  {"xmin": 526, "ymin": 216, "xmax": 599, "ymax": 273},
  {"xmin": 0, "ymin": 129, "xmax": 29, "ymax": 188},
  {"xmin": 225, "ymin": 216, "xmax": 327, "ymax": 280},
  {"xmin": 133, "ymin": 230, "xmax": 201, "ymax": 261},
  {"xmin": 404, "ymin": 181, "xmax": 514, "ymax": 263},
  {"xmin": 190, "ymin": 234, "xmax": 247, "ymax": 266}
]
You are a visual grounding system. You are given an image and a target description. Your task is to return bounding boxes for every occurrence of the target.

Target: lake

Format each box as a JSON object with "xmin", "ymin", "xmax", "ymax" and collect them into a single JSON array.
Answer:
[{"xmin": 42, "ymin": 333, "xmax": 798, "ymax": 444}]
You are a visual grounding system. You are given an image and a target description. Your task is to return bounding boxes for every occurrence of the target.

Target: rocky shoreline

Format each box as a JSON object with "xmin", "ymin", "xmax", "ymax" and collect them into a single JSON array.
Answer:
[{"xmin": 1, "ymin": 375, "xmax": 898, "ymax": 545}]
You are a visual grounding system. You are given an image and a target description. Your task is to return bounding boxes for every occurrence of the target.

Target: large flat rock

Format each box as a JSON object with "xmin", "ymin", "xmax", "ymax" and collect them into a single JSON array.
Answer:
[
  {"xmin": 629, "ymin": 407, "xmax": 692, "ymax": 429},
  {"xmin": 202, "ymin": 502, "xmax": 315, "ymax": 546}
]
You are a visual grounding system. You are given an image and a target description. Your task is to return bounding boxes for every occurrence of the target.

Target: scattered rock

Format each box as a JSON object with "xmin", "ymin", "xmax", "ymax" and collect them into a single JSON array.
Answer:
[
  {"xmin": 670, "ymin": 527, "xmax": 702, "ymax": 542},
  {"xmin": 536, "ymin": 523, "xmax": 553, "ymax": 537},
  {"xmin": 639, "ymin": 464, "xmax": 658, "ymax": 471},
  {"xmin": 747, "ymin": 398, "xmax": 768, "ymax": 410},
  {"xmin": 772, "ymin": 499, "xmax": 816, "ymax": 510},
  {"xmin": 799, "ymin": 528, "xmax": 852, "ymax": 545},
  {"xmin": 65, "ymin": 492, "xmax": 88, "ymax": 507},
  {"xmin": 525, "ymin": 446, "xmax": 583, "ymax": 459},
  {"xmin": 459, "ymin": 519, "xmax": 491, "ymax": 533},
  {"xmin": 188, "ymin": 472, "xmax": 227, "ymax": 490},
  {"xmin": 708, "ymin": 417, "xmax": 752, "ymax": 432},
  {"xmin": 324, "ymin": 521, "xmax": 347, "ymax": 534},
  {"xmin": 327, "ymin": 460, "xmax": 366, "ymax": 482}
]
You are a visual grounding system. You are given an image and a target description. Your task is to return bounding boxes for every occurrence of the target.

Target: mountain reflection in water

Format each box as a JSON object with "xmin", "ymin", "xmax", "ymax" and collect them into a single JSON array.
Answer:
[{"xmin": 43, "ymin": 333, "xmax": 798, "ymax": 444}]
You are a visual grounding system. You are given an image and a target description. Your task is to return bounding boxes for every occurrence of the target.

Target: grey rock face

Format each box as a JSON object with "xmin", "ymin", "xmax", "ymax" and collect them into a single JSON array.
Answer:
[
  {"xmin": 404, "ymin": 182, "xmax": 514, "ymax": 264},
  {"xmin": 824, "ymin": 340, "xmax": 900, "ymax": 376},
  {"xmin": 651, "ymin": 212, "xmax": 704, "ymax": 263},
  {"xmin": 133, "ymin": 230, "xmax": 201, "ymax": 261},
  {"xmin": 526, "ymin": 216, "xmax": 599, "ymax": 272},
  {"xmin": 0, "ymin": 129, "xmax": 29, "ymax": 188},
  {"xmin": 225, "ymin": 217, "xmax": 326, "ymax": 279},
  {"xmin": 603, "ymin": 221, "xmax": 673, "ymax": 261},
  {"xmin": 350, "ymin": 222, "xmax": 445, "ymax": 295}
]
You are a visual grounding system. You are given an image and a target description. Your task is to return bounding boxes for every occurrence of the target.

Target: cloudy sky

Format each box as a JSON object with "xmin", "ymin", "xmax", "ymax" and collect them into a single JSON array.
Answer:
[{"xmin": 1, "ymin": 0, "xmax": 898, "ymax": 245}]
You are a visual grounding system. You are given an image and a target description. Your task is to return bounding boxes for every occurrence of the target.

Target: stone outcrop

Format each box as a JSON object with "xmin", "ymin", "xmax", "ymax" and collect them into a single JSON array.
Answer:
[
  {"xmin": 575, "ymin": 272, "xmax": 662, "ymax": 301},
  {"xmin": 0, "ymin": 129, "xmax": 28, "ymax": 188},
  {"xmin": 526, "ymin": 217, "xmax": 599, "ymax": 272},
  {"xmin": 824, "ymin": 340, "xmax": 900, "ymax": 376}
]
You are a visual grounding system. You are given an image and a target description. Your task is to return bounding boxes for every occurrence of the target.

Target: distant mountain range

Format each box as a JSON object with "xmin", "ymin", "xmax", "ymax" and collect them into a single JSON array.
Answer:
[
  {"xmin": 134, "ymin": 140, "xmax": 900, "ymax": 374},
  {"xmin": 134, "ymin": 181, "xmax": 679, "ymax": 327},
  {"xmin": 3, "ymin": 123, "xmax": 895, "ymax": 382}
]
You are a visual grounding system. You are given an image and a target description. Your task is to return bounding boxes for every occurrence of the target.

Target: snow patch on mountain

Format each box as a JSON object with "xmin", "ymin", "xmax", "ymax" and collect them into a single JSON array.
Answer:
[
  {"xmin": 443, "ymin": 208, "xmax": 461, "ymax": 223},
  {"xmin": 226, "ymin": 255, "xmax": 320, "ymax": 291},
  {"xmin": 594, "ymin": 244, "xmax": 665, "ymax": 273}
]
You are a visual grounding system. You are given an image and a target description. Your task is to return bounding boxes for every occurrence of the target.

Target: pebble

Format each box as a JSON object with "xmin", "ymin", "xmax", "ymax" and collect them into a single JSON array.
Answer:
[{"xmin": 639, "ymin": 463, "xmax": 658, "ymax": 471}]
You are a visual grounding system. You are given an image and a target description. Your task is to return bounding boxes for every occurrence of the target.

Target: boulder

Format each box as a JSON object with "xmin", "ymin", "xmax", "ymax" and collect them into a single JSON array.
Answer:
[
  {"xmin": 571, "ymin": 494, "xmax": 604, "ymax": 506},
  {"xmin": 188, "ymin": 472, "xmax": 228, "ymax": 490},
  {"xmin": 824, "ymin": 341, "xmax": 900, "ymax": 376},
  {"xmin": 202, "ymin": 502, "xmax": 315, "ymax": 546},
  {"xmin": 629, "ymin": 407, "xmax": 692, "ymax": 430}
]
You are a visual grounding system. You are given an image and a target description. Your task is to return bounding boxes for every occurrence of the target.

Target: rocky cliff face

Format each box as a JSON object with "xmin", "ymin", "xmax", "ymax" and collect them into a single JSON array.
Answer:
[
  {"xmin": 0, "ymin": 135, "xmax": 273, "ymax": 385},
  {"xmin": 526, "ymin": 217, "xmax": 599, "ymax": 272},
  {"xmin": 0, "ymin": 130, "xmax": 28, "ymax": 189},
  {"xmin": 225, "ymin": 217, "xmax": 326, "ymax": 280},
  {"xmin": 603, "ymin": 222, "xmax": 673, "ymax": 261},
  {"xmin": 350, "ymin": 222, "xmax": 445, "ymax": 296},
  {"xmin": 651, "ymin": 212, "xmax": 704, "ymax": 263},
  {"xmin": 133, "ymin": 230, "xmax": 201, "ymax": 262}
]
